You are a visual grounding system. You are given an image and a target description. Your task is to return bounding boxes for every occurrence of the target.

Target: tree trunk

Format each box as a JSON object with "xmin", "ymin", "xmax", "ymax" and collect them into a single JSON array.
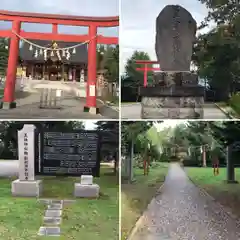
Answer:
[
  {"xmin": 202, "ymin": 145, "xmax": 207, "ymax": 167},
  {"xmin": 128, "ymin": 140, "xmax": 134, "ymax": 182}
]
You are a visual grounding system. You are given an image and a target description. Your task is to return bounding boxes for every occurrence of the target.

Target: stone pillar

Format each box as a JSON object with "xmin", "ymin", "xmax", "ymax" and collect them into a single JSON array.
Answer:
[
  {"xmin": 31, "ymin": 64, "xmax": 34, "ymax": 79},
  {"xmin": 61, "ymin": 64, "xmax": 64, "ymax": 81},
  {"xmin": 84, "ymin": 25, "xmax": 98, "ymax": 114},
  {"xmin": 11, "ymin": 124, "xmax": 42, "ymax": 197},
  {"xmin": 73, "ymin": 68, "xmax": 76, "ymax": 82},
  {"xmin": 226, "ymin": 145, "xmax": 238, "ymax": 183},
  {"xmin": 80, "ymin": 69, "xmax": 85, "ymax": 85},
  {"xmin": 42, "ymin": 64, "xmax": 45, "ymax": 80},
  {"xmin": 2, "ymin": 20, "xmax": 21, "ymax": 109},
  {"xmin": 68, "ymin": 68, "xmax": 72, "ymax": 82}
]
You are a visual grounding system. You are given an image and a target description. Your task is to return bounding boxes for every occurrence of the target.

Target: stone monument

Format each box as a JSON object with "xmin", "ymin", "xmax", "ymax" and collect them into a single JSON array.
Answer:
[
  {"xmin": 140, "ymin": 5, "xmax": 204, "ymax": 119},
  {"xmin": 11, "ymin": 125, "xmax": 101, "ymax": 198},
  {"xmin": 11, "ymin": 124, "xmax": 43, "ymax": 197}
]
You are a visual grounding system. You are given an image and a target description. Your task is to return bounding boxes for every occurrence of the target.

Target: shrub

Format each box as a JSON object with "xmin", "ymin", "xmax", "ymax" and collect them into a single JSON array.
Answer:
[{"xmin": 229, "ymin": 93, "xmax": 240, "ymax": 114}]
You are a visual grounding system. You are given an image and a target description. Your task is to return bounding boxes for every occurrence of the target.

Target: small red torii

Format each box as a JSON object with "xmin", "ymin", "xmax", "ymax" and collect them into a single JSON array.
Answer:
[{"xmin": 135, "ymin": 60, "xmax": 160, "ymax": 87}]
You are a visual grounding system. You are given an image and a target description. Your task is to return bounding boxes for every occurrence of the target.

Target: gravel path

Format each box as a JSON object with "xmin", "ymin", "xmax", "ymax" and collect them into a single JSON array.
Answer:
[{"xmin": 129, "ymin": 163, "xmax": 240, "ymax": 240}]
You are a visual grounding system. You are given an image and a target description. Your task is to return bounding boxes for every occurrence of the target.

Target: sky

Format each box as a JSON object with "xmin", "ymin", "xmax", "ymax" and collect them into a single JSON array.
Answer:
[
  {"xmin": 155, "ymin": 120, "xmax": 183, "ymax": 131},
  {"xmin": 84, "ymin": 120, "xmax": 97, "ymax": 130},
  {"xmin": 0, "ymin": 0, "xmax": 119, "ymax": 37},
  {"xmin": 120, "ymin": 0, "xmax": 215, "ymax": 74}
]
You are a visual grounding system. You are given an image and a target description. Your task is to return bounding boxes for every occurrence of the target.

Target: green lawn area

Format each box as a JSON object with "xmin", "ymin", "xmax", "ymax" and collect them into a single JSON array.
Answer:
[
  {"xmin": 186, "ymin": 167, "xmax": 240, "ymax": 217},
  {"xmin": 121, "ymin": 162, "xmax": 169, "ymax": 240},
  {"xmin": 0, "ymin": 166, "xmax": 119, "ymax": 240}
]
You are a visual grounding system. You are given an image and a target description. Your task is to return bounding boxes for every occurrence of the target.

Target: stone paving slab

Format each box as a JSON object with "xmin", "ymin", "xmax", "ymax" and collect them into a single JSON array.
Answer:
[
  {"xmin": 38, "ymin": 226, "xmax": 60, "ymax": 236},
  {"xmin": 38, "ymin": 199, "xmax": 63, "ymax": 205},
  {"xmin": 129, "ymin": 163, "xmax": 240, "ymax": 240},
  {"xmin": 45, "ymin": 210, "xmax": 62, "ymax": 218},
  {"xmin": 47, "ymin": 203, "xmax": 63, "ymax": 210},
  {"xmin": 43, "ymin": 217, "xmax": 62, "ymax": 225},
  {"xmin": 0, "ymin": 92, "xmax": 114, "ymax": 119}
]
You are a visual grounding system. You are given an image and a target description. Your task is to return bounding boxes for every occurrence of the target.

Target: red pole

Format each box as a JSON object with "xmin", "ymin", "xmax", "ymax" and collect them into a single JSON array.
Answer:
[
  {"xmin": 3, "ymin": 20, "xmax": 21, "ymax": 108},
  {"xmin": 52, "ymin": 24, "xmax": 58, "ymax": 34},
  {"xmin": 143, "ymin": 63, "xmax": 147, "ymax": 87},
  {"xmin": 85, "ymin": 24, "xmax": 97, "ymax": 113}
]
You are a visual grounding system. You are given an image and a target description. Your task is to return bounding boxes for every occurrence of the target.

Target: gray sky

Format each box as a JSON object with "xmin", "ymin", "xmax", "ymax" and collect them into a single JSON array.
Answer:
[
  {"xmin": 120, "ymin": 0, "xmax": 214, "ymax": 74},
  {"xmin": 0, "ymin": 0, "xmax": 119, "ymax": 36},
  {"xmin": 85, "ymin": 121, "xmax": 97, "ymax": 130}
]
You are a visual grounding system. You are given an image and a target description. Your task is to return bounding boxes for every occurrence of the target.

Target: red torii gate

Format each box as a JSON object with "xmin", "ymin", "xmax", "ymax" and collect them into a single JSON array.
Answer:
[
  {"xmin": 135, "ymin": 60, "xmax": 160, "ymax": 87},
  {"xmin": 0, "ymin": 10, "xmax": 119, "ymax": 113}
]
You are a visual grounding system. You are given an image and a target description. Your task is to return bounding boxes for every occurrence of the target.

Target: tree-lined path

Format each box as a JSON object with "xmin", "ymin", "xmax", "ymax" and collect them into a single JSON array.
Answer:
[{"xmin": 129, "ymin": 163, "xmax": 240, "ymax": 240}]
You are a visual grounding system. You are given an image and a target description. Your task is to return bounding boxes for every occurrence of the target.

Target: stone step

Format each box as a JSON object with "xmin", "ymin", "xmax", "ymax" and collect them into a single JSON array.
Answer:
[
  {"xmin": 38, "ymin": 199, "xmax": 63, "ymax": 205},
  {"xmin": 43, "ymin": 217, "xmax": 62, "ymax": 225},
  {"xmin": 45, "ymin": 209, "xmax": 62, "ymax": 218},
  {"xmin": 47, "ymin": 203, "xmax": 63, "ymax": 210},
  {"xmin": 38, "ymin": 226, "xmax": 60, "ymax": 236}
]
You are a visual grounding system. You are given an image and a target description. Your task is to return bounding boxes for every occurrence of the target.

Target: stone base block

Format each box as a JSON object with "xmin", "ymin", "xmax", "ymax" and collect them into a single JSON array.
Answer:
[
  {"xmin": 83, "ymin": 106, "xmax": 100, "ymax": 114},
  {"xmin": 141, "ymin": 96, "xmax": 204, "ymax": 119},
  {"xmin": 11, "ymin": 179, "xmax": 42, "ymax": 197},
  {"xmin": 74, "ymin": 183, "xmax": 100, "ymax": 198},
  {"xmin": 153, "ymin": 71, "xmax": 198, "ymax": 86},
  {"xmin": 1, "ymin": 102, "xmax": 17, "ymax": 109}
]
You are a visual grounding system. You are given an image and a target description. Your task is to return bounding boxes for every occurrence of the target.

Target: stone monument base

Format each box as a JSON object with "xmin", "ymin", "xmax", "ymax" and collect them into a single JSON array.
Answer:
[
  {"xmin": 74, "ymin": 175, "xmax": 100, "ymax": 198},
  {"xmin": 74, "ymin": 183, "xmax": 100, "ymax": 198},
  {"xmin": 141, "ymin": 96, "xmax": 204, "ymax": 119},
  {"xmin": 140, "ymin": 85, "xmax": 204, "ymax": 119},
  {"xmin": 11, "ymin": 179, "xmax": 43, "ymax": 197}
]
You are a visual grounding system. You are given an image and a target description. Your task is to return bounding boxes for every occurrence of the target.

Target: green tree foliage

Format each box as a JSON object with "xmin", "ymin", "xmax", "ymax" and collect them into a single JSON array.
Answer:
[
  {"xmin": 193, "ymin": 0, "xmax": 240, "ymax": 100},
  {"xmin": 209, "ymin": 121, "xmax": 240, "ymax": 146},
  {"xmin": 95, "ymin": 121, "xmax": 119, "ymax": 173},
  {"xmin": 103, "ymin": 45, "xmax": 119, "ymax": 83},
  {"xmin": 193, "ymin": 25, "xmax": 240, "ymax": 100},
  {"xmin": 0, "ymin": 38, "xmax": 9, "ymax": 76},
  {"xmin": 97, "ymin": 45, "xmax": 119, "ymax": 83},
  {"xmin": 122, "ymin": 51, "xmax": 153, "ymax": 87},
  {"xmin": 198, "ymin": 0, "xmax": 240, "ymax": 26},
  {"xmin": 121, "ymin": 121, "xmax": 154, "ymax": 147},
  {"xmin": 0, "ymin": 121, "xmax": 84, "ymax": 159}
]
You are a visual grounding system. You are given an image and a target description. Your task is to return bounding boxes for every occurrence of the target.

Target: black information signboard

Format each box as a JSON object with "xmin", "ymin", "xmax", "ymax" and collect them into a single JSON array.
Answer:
[{"xmin": 39, "ymin": 130, "xmax": 100, "ymax": 177}]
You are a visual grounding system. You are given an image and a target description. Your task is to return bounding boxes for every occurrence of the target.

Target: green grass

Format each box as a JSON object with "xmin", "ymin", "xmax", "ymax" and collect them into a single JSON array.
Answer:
[
  {"xmin": 186, "ymin": 167, "xmax": 240, "ymax": 217},
  {"xmin": 121, "ymin": 162, "xmax": 169, "ymax": 240},
  {"xmin": 0, "ymin": 166, "xmax": 119, "ymax": 240}
]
